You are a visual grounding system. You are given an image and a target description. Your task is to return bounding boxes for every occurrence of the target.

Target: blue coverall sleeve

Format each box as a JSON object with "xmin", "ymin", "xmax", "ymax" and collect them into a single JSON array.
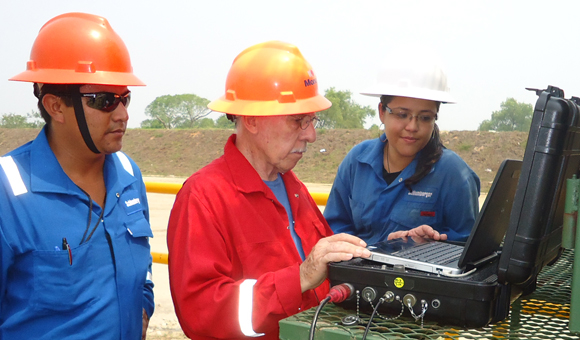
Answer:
[
  {"xmin": 143, "ymin": 261, "xmax": 155, "ymax": 318},
  {"xmin": 135, "ymin": 168, "xmax": 155, "ymax": 318},
  {"xmin": 440, "ymin": 167, "xmax": 481, "ymax": 241},
  {"xmin": 0, "ymin": 225, "xmax": 14, "ymax": 310},
  {"xmin": 324, "ymin": 159, "xmax": 357, "ymax": 236}
]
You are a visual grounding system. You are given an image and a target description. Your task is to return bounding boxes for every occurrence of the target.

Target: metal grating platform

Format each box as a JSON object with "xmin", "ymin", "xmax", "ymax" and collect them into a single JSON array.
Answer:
[{"xmin": 280, "ymin": 250, "xmax": 579, "ymax": 339}]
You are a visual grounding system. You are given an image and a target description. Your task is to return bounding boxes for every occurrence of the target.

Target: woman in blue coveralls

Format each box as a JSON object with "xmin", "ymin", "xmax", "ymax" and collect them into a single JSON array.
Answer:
[{"xmin": 324, "ymin": 58, "xmax": 480, "ymax": 245}]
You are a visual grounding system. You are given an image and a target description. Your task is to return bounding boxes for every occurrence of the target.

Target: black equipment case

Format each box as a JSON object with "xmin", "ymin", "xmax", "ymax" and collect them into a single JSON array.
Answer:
[{"xmin": 328, "ymin": 86, "xmax": 580, "ymax": 328}]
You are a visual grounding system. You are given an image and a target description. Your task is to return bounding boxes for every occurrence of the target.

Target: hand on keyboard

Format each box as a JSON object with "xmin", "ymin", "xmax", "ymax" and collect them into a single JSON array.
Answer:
[{"xmin": 387, "ymin": 224, "xmax": 448, "ymax": 244}]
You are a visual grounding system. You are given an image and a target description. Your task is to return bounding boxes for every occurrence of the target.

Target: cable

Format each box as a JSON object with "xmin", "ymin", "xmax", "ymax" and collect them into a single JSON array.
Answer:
[
  {"xmin": 326, "ymin": 283, "xmax": 354, "ymax": 303},
  {"xmin": 309, "ymin": 283, "xmax": 354, "ymax": 340},
  {"xmin": 362, "ymin": 296, "xmax": 385, "ymax": 340},
  {"xmin": 308, "ymin": 296, "xmax": 330, "ymax": 340},
  {"xmin": 439, "ymin": 267, "xmax": 477, "ymax": 278}
]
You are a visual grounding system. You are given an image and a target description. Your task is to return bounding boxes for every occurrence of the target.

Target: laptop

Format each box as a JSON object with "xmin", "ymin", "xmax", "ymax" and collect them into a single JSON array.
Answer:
[{"xmin": 366, "ymin": 159, "xmax": 522, "ymax": 276}]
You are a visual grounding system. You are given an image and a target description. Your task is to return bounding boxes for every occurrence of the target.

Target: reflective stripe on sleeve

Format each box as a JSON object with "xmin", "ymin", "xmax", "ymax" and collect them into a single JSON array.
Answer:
[
  {"xmin": 238, "ymin": 279, "xmax": 265, "ymax": 337},
  {"xmin": 115, "ymin": 151, "xmax": 134, "ymax": 176},
  {"xmin": 0, "ymin": 156, "xmax": 28, "ymax": 196},
  {"xmin": 146, "ymin": 271, "xmax": 153, "ymax": 282}
]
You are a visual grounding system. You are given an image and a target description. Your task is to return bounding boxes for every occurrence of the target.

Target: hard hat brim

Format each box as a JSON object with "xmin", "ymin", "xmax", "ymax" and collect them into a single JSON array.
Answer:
[
  {"xmin": 208, "ymin": 94, "xmax": 331, "ymax": 116},
  {"xmin": 360, "ymin": 86, "xmax": 455, "ymax": 104},
  {"xmin": 9, "ymin": 69, "xmax": 145, "ymax": 86}
]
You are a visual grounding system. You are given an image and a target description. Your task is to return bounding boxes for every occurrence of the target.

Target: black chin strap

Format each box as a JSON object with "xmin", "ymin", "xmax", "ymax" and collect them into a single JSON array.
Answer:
[{"xmin": 71, "ymin": 91, "xmax": 101, "ymax": 154}]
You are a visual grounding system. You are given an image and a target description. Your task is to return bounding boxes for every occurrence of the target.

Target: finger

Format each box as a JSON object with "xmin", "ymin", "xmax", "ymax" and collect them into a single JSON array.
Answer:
[
  {"xmin": 431, "ymin": 230, "xmax": 440, "ymax": 240},
  {"xmin": 417, "ymin": 224, "xmax": 434, "ymax": 237},
  {"xmin": 314, "ymin": 242, "xmax": 371, "ymax": 264},
  {"xmin": 330, "ymin": 233, "xmax": 368, "ymax": 247},
  {"xmin": 328, "ymin": 240, "xmax": 371, "ymax": 258},
  {"xmin": 322, "ymin": 251, "xmax": 355, "ymax": 264},
  {"xmin": 387, "ymin": 230, "xmax": 407, "ymax": 240}
]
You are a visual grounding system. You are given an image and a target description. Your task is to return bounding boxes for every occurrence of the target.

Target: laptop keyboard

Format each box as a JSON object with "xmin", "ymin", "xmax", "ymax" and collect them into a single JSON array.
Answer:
[{"xmin": 393, "ymin": 242, "xmax": 463, "ymax": 265}]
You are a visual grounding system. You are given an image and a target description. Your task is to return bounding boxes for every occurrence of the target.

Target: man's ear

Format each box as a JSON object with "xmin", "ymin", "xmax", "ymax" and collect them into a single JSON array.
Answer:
[
  {"xmin": 41, "ymin": 94, "xmax": 67, "ymax": 124},
  {"xmin": 240, "ymin": 115, "xmax": 259, "ymax": 134}
]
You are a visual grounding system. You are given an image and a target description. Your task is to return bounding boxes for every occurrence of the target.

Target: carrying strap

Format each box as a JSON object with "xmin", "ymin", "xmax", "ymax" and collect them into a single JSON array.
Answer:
[{"xmin": 71, "ymin": 91, "xmax": 101, "ymax": 154}]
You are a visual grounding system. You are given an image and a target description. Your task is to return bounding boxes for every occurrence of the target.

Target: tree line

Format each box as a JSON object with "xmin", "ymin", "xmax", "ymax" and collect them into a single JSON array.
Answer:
[{"xmin": 0, "ymin": 89, "xmax": 532, "ymax": 131}]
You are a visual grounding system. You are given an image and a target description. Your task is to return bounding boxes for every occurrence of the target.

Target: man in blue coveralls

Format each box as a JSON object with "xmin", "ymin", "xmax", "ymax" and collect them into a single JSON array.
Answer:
[{"xmin": 0, "ymin": 13, "xmax": 154, "ymax": 339}]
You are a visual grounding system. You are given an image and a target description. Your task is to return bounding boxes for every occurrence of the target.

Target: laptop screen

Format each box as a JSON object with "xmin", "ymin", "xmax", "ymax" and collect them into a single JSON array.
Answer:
[{"xmin": 458, "ymin": 159, "xmax": 521, "ymax": 268}]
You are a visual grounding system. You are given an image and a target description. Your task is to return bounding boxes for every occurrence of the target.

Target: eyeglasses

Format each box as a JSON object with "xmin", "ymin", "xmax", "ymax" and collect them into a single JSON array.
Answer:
[
  {"xmin": 80, "ymin": 92, "xmax": 131, "ymax": 112},
  {"xmin": 294, "ymin": 115, "xmax": 322, "ymax": 130},
  {"xmin": 384, "ymin": 105, "xmax": 437, "ymax": 125}
]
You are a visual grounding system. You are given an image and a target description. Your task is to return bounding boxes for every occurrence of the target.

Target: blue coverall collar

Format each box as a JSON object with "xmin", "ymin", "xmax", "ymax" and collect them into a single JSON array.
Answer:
[
  {"xmin": 356, "ymin": 134, "xmax": 426, "ymax": 183},
  {"xmin": 29, "ymin": 127, "xmax": 135, "ymax": 199}
]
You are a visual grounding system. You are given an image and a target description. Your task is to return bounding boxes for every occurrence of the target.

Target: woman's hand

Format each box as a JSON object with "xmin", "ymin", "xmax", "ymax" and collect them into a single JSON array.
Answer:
[{"xmin": 387, "ymin": 225, "xmax": 448, "ymax": 244}]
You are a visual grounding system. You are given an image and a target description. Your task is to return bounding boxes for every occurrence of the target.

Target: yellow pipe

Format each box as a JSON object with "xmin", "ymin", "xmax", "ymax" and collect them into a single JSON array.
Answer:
[
  {"xmin": 145, "ymin": 182, "xmax": 182, "ymax": 195},
  {"xmin": 310, "ymin": 192, "xmax": 329, "ymax": 206},
  {"xmin": 151, "ymin": 252, "xmax": 168, "ymax": 264}
]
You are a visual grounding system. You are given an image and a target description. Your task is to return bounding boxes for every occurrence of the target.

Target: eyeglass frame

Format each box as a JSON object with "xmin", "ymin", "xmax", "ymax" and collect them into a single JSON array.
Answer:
[
  {"xmin": 80, "ymin": 91, "xmax": 131, "ymax": 112},
  {"xmin": 293, "ymin": 115, "xmax": 322, "ymax": 130},
  {"xmin": 383, "ymin": 104, "xmax": 438, "ymax": 125},
  {"xmin": 54, "ymin": 91, "xmax": 131, "ymax": 113}
]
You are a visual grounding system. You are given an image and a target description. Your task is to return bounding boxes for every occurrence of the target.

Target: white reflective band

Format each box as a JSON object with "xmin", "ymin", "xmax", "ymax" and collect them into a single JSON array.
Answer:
[
  {"xmin": 115, "ymin": 151, "xmax": 134, "ymax": 176},
  {"xmin": 0, "ymin": 156, "xmax": 28, "ymax": 196},
  {"xmin": 238, "ymin": 279, "xmax": 265, "ymax": 337},
  {"xmin": 146, "ymin": 271, "xmax": 153, "ymax": 282}
]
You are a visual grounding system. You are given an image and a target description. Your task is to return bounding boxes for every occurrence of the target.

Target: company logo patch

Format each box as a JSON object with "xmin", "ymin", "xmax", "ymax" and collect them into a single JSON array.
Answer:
[
  {"xmin": 125, "ymin": 198, "xmax": 140, "ymax": 207},
  {"xmin": 304, "ymin": 78, "xmax": 317, "ymax": 87},
  {"xmin": 420, "ymin": 211, "xmax": 436, "ymax": 217},
  {"xmin": 407, "ymin": 190, "xmax": 433, "ymax": 199},
  {"xmin": 307, "ymin": 69, "xmax": 315, "ymax": 77}
]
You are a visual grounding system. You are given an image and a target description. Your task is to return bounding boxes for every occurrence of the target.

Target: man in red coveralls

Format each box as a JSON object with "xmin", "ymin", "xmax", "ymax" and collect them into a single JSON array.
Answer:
[{"xmin": 167, "ymin": 40, "xmax": 371, "ymax": 339}]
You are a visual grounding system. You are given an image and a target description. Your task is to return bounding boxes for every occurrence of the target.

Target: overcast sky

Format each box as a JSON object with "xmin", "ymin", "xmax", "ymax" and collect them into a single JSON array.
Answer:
[{"xmin": 2, "ymin": 0, "xmax": 580, "ymax": 131}]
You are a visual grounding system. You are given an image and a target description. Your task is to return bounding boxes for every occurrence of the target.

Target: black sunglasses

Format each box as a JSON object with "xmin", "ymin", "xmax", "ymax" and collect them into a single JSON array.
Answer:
[{"xmin": 80, "ymin": 92, "xmax": 131, "ymax": 112}]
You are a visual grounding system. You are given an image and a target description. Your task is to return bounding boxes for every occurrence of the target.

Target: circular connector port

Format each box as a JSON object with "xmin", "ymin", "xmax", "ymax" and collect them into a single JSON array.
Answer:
[
  {"xmin": 431, "ymin": 299, "xmax": 441, "ymax": 309},
  {"xmin": 341, "ymin": 314, "xmax": 360, "ymax": 326},
  {"xmin": 403, "ymin": 294, "xmax": 417, "ymax": 307},
  {"xmin": 361, "ymin": 287, "xmax": 377, "ymax": 302}
]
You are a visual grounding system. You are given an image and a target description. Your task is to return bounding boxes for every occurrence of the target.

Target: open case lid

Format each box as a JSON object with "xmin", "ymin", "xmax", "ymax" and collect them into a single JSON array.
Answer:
[{"xmin": 498, "ymin": 86, "xmax": 580, "ymax": 289}]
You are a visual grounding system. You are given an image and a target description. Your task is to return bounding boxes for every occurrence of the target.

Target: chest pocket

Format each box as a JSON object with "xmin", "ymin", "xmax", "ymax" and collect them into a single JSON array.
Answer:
[
  {"xmin": 389, "ymin": 188, "xmax": 439, "ymax": 229},
  {"xmin": 125, "ymin": 214, "xmax": 153, "ymax": 238},
  {"xmin": 124, "ymin": 216, "xmax": 153, "ymax": 276},
  {"xmin": 349, "ymin": 196, "xmax": 374, "ymax": 231},
  {"xmin": 32, "ymin": 242, "xmax": 96, "ymax": 313}
]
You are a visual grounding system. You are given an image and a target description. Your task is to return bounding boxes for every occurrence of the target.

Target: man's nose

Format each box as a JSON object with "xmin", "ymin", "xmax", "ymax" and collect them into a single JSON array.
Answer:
[{"xmin": 301, "ymin": 121, "xmax": 317, "ymax": 143}]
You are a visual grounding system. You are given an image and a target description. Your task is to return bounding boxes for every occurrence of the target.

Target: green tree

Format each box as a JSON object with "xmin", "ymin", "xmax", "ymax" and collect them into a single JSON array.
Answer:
[
  {"xmin": 142, "ymin": 94, "xmax": 211, "ymax": 129},
  {"xmin": 140, "ymin": 119, "xmax": 165, "ymax": 129},
  {"xmin": 195, "ymin": 118, "xmax": 216, "ymax": 128},
  {"xmin": 317, "ymin": 88, "xmax": 375, "ymax": 129},
  {"xmin": 478, "ymin": 98, "xmax": 533, "ymax": 132},
  {"xmin": 215, "ymin": 114, "xmax": 235, "ymax": 129},
  {"xmin": 0, "ymin": 111, "xmax": 43, "ymax": 128}
]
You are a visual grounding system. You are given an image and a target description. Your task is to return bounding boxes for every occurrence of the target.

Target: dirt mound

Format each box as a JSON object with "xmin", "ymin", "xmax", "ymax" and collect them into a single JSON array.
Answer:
[{"xmin": 0, "ymin": 128, "xmax": 528, "ymax": 193}]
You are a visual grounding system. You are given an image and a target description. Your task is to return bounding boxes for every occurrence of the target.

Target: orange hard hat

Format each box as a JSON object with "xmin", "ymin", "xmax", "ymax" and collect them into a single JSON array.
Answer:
[
  {"xmin": 10, "ymin": 12, "xmax": 144, "ymax": 86},
  {"xmin": 208, "ymin": 40, "xmax": 330, "ymax": 116}
]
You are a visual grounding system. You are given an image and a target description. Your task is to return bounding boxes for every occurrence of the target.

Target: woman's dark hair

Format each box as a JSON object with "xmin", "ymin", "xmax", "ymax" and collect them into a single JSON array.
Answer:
[
  {"xmin": 34, "ymin": 83, "xmax": 77, "ymax": 126},
  {"xmin": 380, "ymin": 95, "xmax": 444, "ymax": 192}
]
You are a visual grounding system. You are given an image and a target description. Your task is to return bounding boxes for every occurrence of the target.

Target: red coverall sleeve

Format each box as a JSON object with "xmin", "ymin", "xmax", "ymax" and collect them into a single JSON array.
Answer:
[{"xmin": 167, "ymin": 187, "xmax": 305, "ymax": 339}]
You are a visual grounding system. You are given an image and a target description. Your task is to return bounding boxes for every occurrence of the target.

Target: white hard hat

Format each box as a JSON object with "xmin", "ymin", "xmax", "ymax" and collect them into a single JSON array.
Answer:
[{"xmin": 361, "ymin": 56, "xmax": 455, "ymax": 104}]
